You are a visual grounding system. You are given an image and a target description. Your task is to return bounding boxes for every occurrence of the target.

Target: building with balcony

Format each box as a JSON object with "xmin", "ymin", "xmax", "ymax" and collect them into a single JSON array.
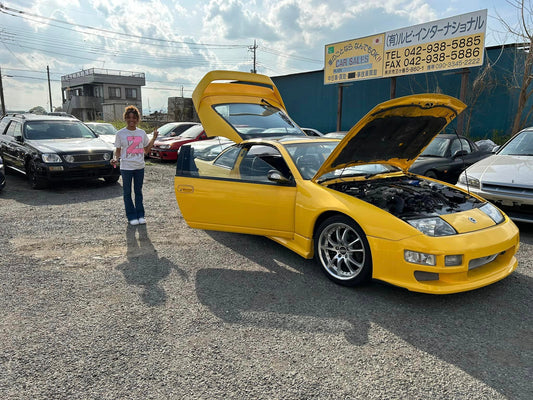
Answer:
[{"xmin": 61, "ymin": 68, "xmax": 145, "ymax": 121}]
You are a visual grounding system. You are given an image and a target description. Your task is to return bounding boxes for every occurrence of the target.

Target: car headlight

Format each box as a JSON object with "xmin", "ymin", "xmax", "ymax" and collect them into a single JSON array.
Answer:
[
  {"xmin": 41, "ymin": 153, "xmax": 62, "ymax": 163},
  {"xmin": 407, "ymin": 217, "xmax": 456, "ymax": 236},
  {"xmin": 159, "ymin": 144, "xmax": 171, "ymax": 150},
  {"xmin": 479, "ymin": 202, "xmax": 504, "ymax": 224},
  {"xmin": 458, "ymin": 173, "xmax": 480, "ymax": 188}
]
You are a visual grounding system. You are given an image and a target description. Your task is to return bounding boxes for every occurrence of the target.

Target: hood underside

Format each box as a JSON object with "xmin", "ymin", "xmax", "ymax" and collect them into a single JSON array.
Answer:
[{"xmin": 314, "ymin": 94, "xmax": 466, "ymax": 180}]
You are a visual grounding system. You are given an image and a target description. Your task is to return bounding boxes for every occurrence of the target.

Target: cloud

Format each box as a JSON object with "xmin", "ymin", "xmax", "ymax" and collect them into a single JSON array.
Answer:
[{"xmin": 203, "ymin": 0, "xmax": 280, "ymax": 42}]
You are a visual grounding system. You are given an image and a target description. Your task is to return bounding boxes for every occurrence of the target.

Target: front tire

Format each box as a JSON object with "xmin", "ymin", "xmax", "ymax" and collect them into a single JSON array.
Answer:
[
  {"xmin": 425, "ymin": 170, "xmax": 438, "ymax": 179},
  {"xmin": 315, "ymin": 215, "xmax": 372, "ymax": 286},
  {"xmin": 27, "ymin": 160, "xmax": 47, "ymax": 189},
  {"xmin": 104, "ymin": 175, "xmax": 120, "ymax": 184}
]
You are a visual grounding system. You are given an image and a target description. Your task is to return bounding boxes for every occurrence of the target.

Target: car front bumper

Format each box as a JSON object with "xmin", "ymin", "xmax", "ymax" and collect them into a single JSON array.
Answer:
[
  {"xmin": 35, "ymin": 161, "xmax": 120, "ymax": 182},
  {"xmin": 150, "ymin": 149, "xmax": 178, "ymax": 160},
  {"xmin": 368, "ymin": 217, "xmax": 519, "ymax": 294}
]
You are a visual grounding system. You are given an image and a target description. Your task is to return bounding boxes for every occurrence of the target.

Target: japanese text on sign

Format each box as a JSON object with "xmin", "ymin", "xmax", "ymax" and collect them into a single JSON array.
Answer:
[{"xmin": 324, "ymin": 9, "xmax": 487, "ymax": 84}]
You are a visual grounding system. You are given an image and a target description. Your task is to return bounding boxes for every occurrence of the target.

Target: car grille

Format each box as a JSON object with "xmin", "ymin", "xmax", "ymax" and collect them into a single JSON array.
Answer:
[
  {"xmin": 468, "ymin": 252, "xmax": 501, "ymax": 270},
  {"xmin": 482, "ymin": 183, "xmax": 533, "ymax": 198},
  {"xmin": 63, "ymin": 152, "xmax": 111, "ymax": 163}
]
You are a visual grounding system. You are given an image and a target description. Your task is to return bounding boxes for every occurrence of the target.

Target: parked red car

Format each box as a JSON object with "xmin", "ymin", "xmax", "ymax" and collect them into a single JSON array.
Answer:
[{"xmin": 150, "ymin": 124, "xmax": 208, "ymax": 161}]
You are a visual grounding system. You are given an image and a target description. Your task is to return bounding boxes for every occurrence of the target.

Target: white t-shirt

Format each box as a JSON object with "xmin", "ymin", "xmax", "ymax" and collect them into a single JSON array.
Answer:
[{"xmin": 114, "ymin": 127, "xmax": 149, "ymax": 170}]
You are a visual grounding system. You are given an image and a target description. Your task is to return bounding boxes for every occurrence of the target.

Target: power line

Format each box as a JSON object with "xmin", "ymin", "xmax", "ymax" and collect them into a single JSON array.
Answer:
[{"xmin": 0, "ymin": 3, "xmax": 249, "ymax": 49}]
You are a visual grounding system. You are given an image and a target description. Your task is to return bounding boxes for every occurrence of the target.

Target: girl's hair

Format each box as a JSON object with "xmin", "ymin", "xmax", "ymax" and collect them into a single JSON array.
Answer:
[{"xmin": 123, "ymin": 105, "xmax": 140, "ymax": 121}]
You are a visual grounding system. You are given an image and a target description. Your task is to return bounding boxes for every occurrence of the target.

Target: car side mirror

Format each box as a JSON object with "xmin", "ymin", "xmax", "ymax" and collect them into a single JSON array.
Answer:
[
  {"xmin": 15, "ymin": 135, "xmax": 23, "ymax": 142},
  {"xmin": 267, "ymin": 170, "xmax": 291, "ymax": 184},
  {"xmin": 492, "ymin": 146, "xmax": 500, "ymax": 153},
  {"xmin": 453, "ymin": 149, "xmax": 467, "ymax": 158}
]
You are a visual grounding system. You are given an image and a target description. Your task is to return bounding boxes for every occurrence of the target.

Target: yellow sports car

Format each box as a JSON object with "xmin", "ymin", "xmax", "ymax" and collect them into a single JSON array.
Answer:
[{"xmin": 174, "ymin": 70, "xmax": 519, "ymax": 294}]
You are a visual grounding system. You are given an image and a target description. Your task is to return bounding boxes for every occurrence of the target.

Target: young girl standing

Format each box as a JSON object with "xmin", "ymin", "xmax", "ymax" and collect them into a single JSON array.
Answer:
[{"xmin": 111, "ymin": 106, "xmax": 158, "ymax": 225}]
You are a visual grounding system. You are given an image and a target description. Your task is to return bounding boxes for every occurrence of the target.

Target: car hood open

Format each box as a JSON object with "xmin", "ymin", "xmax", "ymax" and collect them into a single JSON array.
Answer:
[
  {"xmin": 192, "ymin": 70, "xmax": 304, "ymax": 143},
  {"xmin": 313, "ymin": 94, "xmax": 466, "ymax": 181}
]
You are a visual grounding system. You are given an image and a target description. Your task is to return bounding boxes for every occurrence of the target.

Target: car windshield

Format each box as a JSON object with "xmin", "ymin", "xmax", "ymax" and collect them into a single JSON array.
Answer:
[
  {"xmin": 24, "ymin": 121, "xmax": 97, "ymax": 140},
  {"xmin": 499, "ymin": 129, "xmax": 533, "ymax": 156},
  {"xmin": 87, "ymin": 123, "xmax": 116, "ymax": 135},
  {"xmin": 214, "ymin": 103, "xmax": 305, "ymax": 139},
  {"xmin": 179, "ymin": 125, "xmax": 204, "ymax": 139},
  {"xmin": 284, "ymin": 141, "xmax": 400, "ymax": 180},
  {"xmin": 158, "ymin": 123, "xmax": 180, "ymax": 136},
  {"xmin": 420, "ymin": 136, "xmax": 449, "ymax": 157}
]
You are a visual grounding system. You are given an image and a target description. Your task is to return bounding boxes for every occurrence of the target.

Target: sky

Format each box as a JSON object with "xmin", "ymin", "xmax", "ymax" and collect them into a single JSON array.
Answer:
[{"xmin": 0, "ymin": 0, "xmax": 526, "ymax": 115}]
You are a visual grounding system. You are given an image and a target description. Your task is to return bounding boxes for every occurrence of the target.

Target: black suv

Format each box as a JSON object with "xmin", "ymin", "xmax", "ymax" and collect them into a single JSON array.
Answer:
[{"xmin": 0, "ymin": 113, "xmax": 120, "ymax": 189}]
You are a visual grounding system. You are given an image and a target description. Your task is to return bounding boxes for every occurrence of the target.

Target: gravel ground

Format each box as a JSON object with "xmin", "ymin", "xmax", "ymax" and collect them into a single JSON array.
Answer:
[{"xmin": 0, "ymin": 162, "xmax": 532, "ymax": 400}]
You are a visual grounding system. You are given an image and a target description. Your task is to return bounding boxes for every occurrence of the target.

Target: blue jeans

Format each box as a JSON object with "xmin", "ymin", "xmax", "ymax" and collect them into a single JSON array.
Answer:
[{"xmin": 121, "ymin": 168, "xmax": 145, "ymax": 221}]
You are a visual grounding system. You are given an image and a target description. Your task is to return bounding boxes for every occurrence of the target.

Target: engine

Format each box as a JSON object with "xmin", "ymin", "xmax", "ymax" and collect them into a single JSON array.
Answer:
[{"xmin": 327, "ymin": 175, "xmax": 482, "ymax": 219}]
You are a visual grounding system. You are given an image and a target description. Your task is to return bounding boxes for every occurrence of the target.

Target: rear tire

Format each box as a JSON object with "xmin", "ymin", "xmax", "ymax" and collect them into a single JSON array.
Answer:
[{"xmin": 314, "ymin": 215, "xmax": 372, "ymax": 287}]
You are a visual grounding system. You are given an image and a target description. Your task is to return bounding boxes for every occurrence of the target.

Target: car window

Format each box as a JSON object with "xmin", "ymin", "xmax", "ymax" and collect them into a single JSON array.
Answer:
[
  {"xmin": 213, "ymin": 146, "xmax": 240, "ymax": 168},
  {"xmin": 177, "ymin": 143, "xmax": 292, "ymax": 184},
  {"xmin": 157, "ymin": 123, "xmax": 179, "ymax": 136},
  {"xmin": 499, "ymin": 130, "xmax": 533, "ymax": 156},
  {"xmin": 237, "ymin": 144, "xmax": 292, "ymax": 183},
  {"xmin": 213, "ymin": 103, "xmax": 305, "ymax": 139},
  {"xmin": 450, "ymin": 138, "xmax": 472, "ymax": 155},
  {"xmin": 421, "ymin": 137, "xmax": 449, "ymax": 157},
  {"xmin": 179, "ymin": 125, "xmax": 204, "ymax": 139},
  {"xmin": 286, "ymin": 141, "xmax": 338, "ymax": 179},
  {"xmin": 172, "ymin": 124, "xmax": 196, "ymax": 136},
  {"xmin": 88, "ymin": 123, "xmax": 116, "ymax": 135},
  {"xmin": 24, "ymin": 121, "xmax": 97, "ymax": 140},
  {"xmin": 0, "ymin": 117, "xmax": 11, "ymax": 134},
  {"xmin": 6, "ymin": 121, "xmax": 22, "ymax": 138}
]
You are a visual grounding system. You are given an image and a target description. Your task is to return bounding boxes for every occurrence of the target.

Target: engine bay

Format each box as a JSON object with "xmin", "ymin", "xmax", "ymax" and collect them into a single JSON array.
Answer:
[{"xmin": 327, "ymin": 175, "xmax": 483, "ymax": 219}]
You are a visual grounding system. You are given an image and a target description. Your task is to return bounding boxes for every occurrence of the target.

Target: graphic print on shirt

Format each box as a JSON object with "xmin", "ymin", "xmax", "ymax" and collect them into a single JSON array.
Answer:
[{"xmin": 126, "ymin": 136, "xmax": 144, "ymax": 155}]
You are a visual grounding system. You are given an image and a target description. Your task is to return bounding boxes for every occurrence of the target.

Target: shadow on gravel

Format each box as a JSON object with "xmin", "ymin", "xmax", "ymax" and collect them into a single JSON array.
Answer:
[
  {"xmin": 1, "ymin": 170, "xmax": 122, "ymax": 205},
  {"xmin": 117, "ymin": 224, "xmax": 188, "ymax": 306},
  {"xmin": 197, "ymin": 231, "xmax": 532, "ymax": 400}
]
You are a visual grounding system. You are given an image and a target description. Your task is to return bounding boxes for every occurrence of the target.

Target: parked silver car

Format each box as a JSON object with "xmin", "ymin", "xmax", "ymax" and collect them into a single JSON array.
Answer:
[{"xmin": 456, "ymin": 127, "xmax": 533, "ymax": 223}]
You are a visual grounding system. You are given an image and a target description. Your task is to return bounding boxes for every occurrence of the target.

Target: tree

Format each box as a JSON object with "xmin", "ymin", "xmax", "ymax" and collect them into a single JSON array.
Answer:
[
  {"xmin": 498, "ymin": 0, "xmax": 533, "ymax": 133},
  {"xmin": 29, "ymin": 106, "xmax": 47, "ymax": 114}
]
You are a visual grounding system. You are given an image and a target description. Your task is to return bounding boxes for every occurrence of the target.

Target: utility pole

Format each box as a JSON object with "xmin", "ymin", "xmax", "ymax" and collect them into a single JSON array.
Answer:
[
  {"xmin": 249, "ymin": 40, "xmax": 257, "ymax": 73},
  {"xmin": 47, "ymin": 65, "xmax": 53, "ymax": 112},
  {"xmin": 0, "ymin": 68, "xmax": 5, "ymax": 115}
]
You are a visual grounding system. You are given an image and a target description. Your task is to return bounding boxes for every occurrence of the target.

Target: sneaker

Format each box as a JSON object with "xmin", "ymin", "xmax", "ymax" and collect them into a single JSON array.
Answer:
[
  {"xmin": 129, "ymin": 219, "xmax": 140, "ymax": 226},
  {"xmin": 138, "ymin": 217, "xmax": 146, "ymax": 224}
]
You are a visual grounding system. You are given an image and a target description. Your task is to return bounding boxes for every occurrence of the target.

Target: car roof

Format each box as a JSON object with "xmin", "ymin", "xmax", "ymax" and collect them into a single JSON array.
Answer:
[{"xmin": 6, "ymin": 113, "xmax": 79, "ymax": 122}]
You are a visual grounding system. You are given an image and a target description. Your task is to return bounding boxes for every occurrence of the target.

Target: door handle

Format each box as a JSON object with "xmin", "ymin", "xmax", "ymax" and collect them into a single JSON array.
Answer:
[{"xmin": 177, "ymin": 185, "xmax": 194, "ymax": 193}]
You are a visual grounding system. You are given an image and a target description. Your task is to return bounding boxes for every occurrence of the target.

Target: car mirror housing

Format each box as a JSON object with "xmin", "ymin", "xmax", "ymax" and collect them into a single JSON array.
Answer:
[
  {"xmin": 267, "ymin": 170, "xmax": 291, "ymax": 184},
  {"xmin": 453, "ymin": 149, "xmax": 468, "ymax": 158}
]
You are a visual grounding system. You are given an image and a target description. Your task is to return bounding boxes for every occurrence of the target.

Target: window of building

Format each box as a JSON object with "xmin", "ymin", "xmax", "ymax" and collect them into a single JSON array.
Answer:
[
  {"xmin": 109, "ymin": 87, "xmax": 121, "ymax": 99},
  {"xmin": 125, "ymin": 88, "xmax": 137, "ymax": 99}
]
